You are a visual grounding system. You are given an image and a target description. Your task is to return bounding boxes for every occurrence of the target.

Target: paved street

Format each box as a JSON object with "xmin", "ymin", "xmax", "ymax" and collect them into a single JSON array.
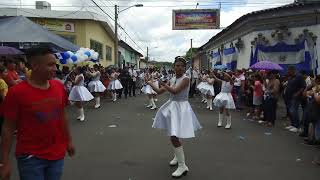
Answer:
[{"xmin": 10, "ymin": 94, "xmax": 320, "ymax": 180}]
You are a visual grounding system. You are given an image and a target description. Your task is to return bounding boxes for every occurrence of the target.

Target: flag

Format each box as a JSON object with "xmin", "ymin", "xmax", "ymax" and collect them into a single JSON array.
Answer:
[{"xmin": 223, "ymin": 47, "xmax": 237, "ymax": 70}]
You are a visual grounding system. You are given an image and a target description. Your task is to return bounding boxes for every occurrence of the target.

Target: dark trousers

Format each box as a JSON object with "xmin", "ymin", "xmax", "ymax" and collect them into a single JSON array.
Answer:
[
  {"xmin": 120, "ymin": 82, "xmax": 128, "ymax": 98},
  {"xmin": 288, "ymin": 98, "xmax": 302, "ymax": 128},
  {"xmin": 189, "ymin": 80, "xmax": 196, "ymax": 98},
  {"xmin": 264, "ymin": 97, "xmax": 278, "ymax": 125},
  {"xmin": 128, "ymin": 79, "xmax": 136, "ymax": 96}
]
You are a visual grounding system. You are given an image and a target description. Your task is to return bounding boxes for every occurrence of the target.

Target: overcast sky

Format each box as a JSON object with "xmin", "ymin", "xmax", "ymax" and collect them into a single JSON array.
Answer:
[{"xmin": 1, "ymin": 0, "xmax": 294, "ymax": 62}]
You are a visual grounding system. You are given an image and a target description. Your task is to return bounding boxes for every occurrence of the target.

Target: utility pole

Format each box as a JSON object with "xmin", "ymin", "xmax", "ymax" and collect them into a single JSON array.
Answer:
[
  {"xmin": 190, "ymin": 39, "xmax": 193, "ymax": 82},
  {"xmin": 147, "ymin": 47, "xmax": 149, "ymax": 61},
  {"xmin": 114, "ymin": 5, "xmax": 119, "ymax": 67}
]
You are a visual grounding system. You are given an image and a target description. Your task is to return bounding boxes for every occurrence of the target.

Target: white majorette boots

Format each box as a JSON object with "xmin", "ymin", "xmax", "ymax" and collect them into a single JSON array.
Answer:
[
  {"xmin": 217, "ymin": 113, "xmax": 223, "ymax": 127},
  {"xmin": 172, "ymin": 146, "xmax": 189, "ymax": 178},
  {"xmin": 77, "ymin": 108, "xmax": 85, "ymax": 122},
  {"xmin": 225, "ymin": 115, "xmax": 232, "ymax": 129},
  {"xmin": 94, "ymin": 97, "xmax": 101, "ymax": 109}
]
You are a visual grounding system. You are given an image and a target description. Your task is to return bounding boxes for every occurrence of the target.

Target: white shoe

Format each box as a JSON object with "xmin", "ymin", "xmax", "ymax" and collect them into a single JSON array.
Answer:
[
  {"xmin": 285, "ymin": 125, "xmax": 294, "ymax": 130},
  {"xmin": 78, "ymin": 108, "xmax": 85, "ymax": 122},
  {"xmin": 146, "ymin": 104, "xmax": 152, "ymax": 108},
  {"xmin": 218, "ymin": 113, "xmax": 223, "ymax": 127},
  {"xmin": 169, "ymin": 155, "xmax": 178, "ymax": 166},
  {"xmin": 94, "ymin": 104, "xmax": 101, "ymax": 109},
  {"xmin": 209, "ymin": 107, "xmax": 213, "ymax": 111},
  {"xmin": 154, "ymin": 99, "xmax": 158, "ymax": 102},
  {"xmin": 206, "ymin": 106, "xmax": 210, "ymax": 109},
  {"xmin": 289, "ymin": 127, "xmax": 298, "ymax": 133},
  {"xmin": 150, "ymin": 106, "xmax": 157, "ymax": 110},
  {"xmin": 225, "ymin": 116, "xmax": 232, "ymax": 129},
  {"xmin": 172, "ymin": 146, "xmax": 189, "ymax": 178}
]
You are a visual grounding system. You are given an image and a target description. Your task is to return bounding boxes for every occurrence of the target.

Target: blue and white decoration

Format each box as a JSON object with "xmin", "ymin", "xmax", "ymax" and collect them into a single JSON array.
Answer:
[
  {"xmin": 55, "ymin": 47, "xmax": 99, "ymax": 64},
  {"xmin": 251, "ymin": 40, "xmax": 317, "ymax": 74},
  {"xmin": 211, "ymin": 51, "xmax": 221, "ymax": 69},
  {"xmin": 223, "ymin": 47, "xmax": 237, "ymax": 71}
]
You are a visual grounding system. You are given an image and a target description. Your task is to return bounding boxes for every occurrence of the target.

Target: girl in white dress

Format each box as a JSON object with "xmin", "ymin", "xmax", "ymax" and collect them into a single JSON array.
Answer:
[
  {"xmin": 69, "ymin": 66, "xmax": 94, "ymax": 121},
  {"xmin": 212, "ymin": 72, "xmax": 235, "ymax": 129},
  {"xmin": 201, "ymin": 71, "xmax": 215, "ymax": 111},
  {"xmin": 197, "ymin": 72, "xmax": 209, "ymax": 103},
  {"xmin": 142, "ymin": 68, "xmax": 158, "ymax": 110},
  {"xmin": 107, "ymin": 69, "xmax": 123, "ymax": 102},
  {"xmin": 148, "ymin": 57, "xmax": 202, "ymax": 178},
  {"xmin": 88, "ymin": 64, "xmax": 106, "ymax": 108}
]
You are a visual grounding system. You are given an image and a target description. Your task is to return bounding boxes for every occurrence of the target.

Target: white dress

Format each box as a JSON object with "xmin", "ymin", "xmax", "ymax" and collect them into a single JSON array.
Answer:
[
  {"xmin": 88, "ymin": 71, "xmax": 106, "ymax": 93},
  {"xmin": 200, "ymin": 78, "xmax": 215, "ymax": 96},
  {"xmin": 213, "ymin": 81, "xmax": 235, "ymax": 109},
  {"xmin": 69, "ymin": 74, "xmax": 94, "ymax": 101},
  {"xmin": 141, "ymin": 72, "xmax": 159, "ymax": 95},
  {"xmin": 107, "ymin": 73, "xmax": 123, "ymax": 90},
  {"xmin": 152, "ymin": 75, "xmax": 202, "ymax": 138}
]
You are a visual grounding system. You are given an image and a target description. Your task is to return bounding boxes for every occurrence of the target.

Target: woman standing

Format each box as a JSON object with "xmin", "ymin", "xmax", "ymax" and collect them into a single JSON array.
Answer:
[
  {"xmin": 213, "ymin": 72, "xmax": 235, "ymax": 129},
  {"xmin": 108, "ymin": 69, "xmax": 123, "ymax": 102},
  {"xmin": 142, "ymin": 67, "xmax": 158, "ymax": 110},
  {"xmin": 69, "ymin": 66, "xmax": 94, "ymax": 121},
  {"xmin": 88, "ymin": 64, "xmax": 106, "ymax": 108},
  {"xmin": 148, "ymin": 56, "xmax": 201, "ymax": 178}
]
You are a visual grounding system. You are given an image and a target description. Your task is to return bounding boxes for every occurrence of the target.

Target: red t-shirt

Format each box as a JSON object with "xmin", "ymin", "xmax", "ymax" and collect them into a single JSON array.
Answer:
[
  {"xmin": 3, "ymin": 80, "xmax": 69, "ymax": 160},
  {"xmin": 5, "ymin": 70, "xmax": 20, "ymax": 87},
  {"xmin": 253, "ymin": 81, "xmax": 263, "ymax": 97}
]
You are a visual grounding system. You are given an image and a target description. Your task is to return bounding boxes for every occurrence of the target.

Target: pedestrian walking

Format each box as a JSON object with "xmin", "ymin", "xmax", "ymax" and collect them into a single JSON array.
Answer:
[{"xmin": 0, "ymin": 46, "xmax": 75, "ymax": 180}]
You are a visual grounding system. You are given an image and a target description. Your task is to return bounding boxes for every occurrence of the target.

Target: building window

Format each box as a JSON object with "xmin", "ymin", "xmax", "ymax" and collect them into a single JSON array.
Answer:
[
  {"xmin": 59, "ymin": 34, "xmax": 76, "ymax": 44},
  {"xmin": 90, "ymin": 39, "xmax": 103, "ymax": 59},
  {"xmin": 106, "ymin": 45, "xmax": 112, "ymax": 61}
]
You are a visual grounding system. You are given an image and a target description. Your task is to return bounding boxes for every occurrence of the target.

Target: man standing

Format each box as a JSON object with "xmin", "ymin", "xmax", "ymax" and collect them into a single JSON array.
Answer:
[
  {"xmin": 284, "ymin": 66, "xmax": 306, "ymax": 133},
  {"xmin": 4, "ymin": 59, "xmax": 21, "ymax": 87},
  {"xmin": 0, "ymin": 46, "xmax": 75, "ymax": 180},
  {"xmin": 128, "ymin": 65, "xmax": 137, "ymax": 97}
]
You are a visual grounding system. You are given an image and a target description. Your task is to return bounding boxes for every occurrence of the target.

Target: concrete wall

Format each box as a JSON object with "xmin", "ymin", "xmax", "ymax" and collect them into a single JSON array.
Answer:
[{"xmin": 207, "ymin": 24, "xmax": 320, "ymax": 74}]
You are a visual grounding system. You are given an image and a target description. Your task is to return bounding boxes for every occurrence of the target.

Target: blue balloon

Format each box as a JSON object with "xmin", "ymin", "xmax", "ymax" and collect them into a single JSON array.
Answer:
[
  {"xmin": 62, "ymin": 52, "xmax": 70, "ymax": 60},
  {"xmin": 84, "ymin": 51, "xmax": 91, "ymax": 57},
  {"xmin": 60, "ymin": 58, "xmax": 67, "ymax": 64},
  {"xmin": 71, "ymin": 55, "xmax": 77, "ymax": 62},
  {"xmin": 91, "ymin": 58, "xmax": 98, "ymax": 62}
]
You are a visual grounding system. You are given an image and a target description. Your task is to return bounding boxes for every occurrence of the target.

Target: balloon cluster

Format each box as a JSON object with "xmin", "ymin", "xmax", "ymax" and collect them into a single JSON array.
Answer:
[{"xmin": 56, "ymin": 47, "xmax": 99, "ymax": 64}]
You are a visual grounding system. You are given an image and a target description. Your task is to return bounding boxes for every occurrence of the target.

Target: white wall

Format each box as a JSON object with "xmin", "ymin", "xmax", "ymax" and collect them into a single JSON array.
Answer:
[{"xmin": 207, "ymin": 24, "xmax": 320, "ymax": 74}]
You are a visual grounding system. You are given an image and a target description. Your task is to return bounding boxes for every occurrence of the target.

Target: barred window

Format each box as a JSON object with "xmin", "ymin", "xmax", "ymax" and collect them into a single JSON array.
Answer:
[
  {"xmin": 106, "ymin": 45, "xmax": 112, "ymax": 61},
  {"xmin": 90, "ymin": 39, "xmax": 103, "ymax": 59}
]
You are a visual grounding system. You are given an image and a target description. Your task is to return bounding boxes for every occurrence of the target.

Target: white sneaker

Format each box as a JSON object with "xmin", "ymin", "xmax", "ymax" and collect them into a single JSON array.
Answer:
[
  {"xmin": 258, "ymin": 120, "xmax": 265, "ymax": 124},
  {"xmin": 206, "ymin": 106, "xmax": 210, "ymax": 109},
  {"xmin": 209, "ymin": 107, "xmax": 213, "ymax": 111},
  {"xmin": 154, "ymin": 99, "xmax": 158, "ymax": 102},
  {"xmin": 150, "ymin": 106, "xmax": 157, "ymax": 110},
  {"xmin": 94, "ymin": 104, "xmax": 100, "ymax": 109},
  {"xmin": 285, "ymin": 125, "xmax": 294, "ymax": 130},
  {"xmin": 289, "ymin": 127, "xmax": 298, "ymax": 133}
]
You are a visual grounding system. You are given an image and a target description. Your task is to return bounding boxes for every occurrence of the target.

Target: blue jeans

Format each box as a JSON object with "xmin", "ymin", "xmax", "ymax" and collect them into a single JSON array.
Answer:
[
  {"xmin": 288, "ymin": 98, "xmax": 301, "ymax": 128},
  {"xmin": 17, "ymin": 155, "xmax": 64, "ymax": 180}
]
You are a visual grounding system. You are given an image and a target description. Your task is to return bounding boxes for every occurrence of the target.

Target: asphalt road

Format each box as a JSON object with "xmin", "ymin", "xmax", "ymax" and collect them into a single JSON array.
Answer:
[{"xmin": 9, "ymin": 93, "xmax": 320, "ymax": 180}]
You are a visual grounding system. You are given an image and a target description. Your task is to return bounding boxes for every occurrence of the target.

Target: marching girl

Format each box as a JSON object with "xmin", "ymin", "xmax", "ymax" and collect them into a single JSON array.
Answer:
[
  {"xmin": 148, "ymin": 56, "xmax": 201, "ymax": 178},
  {"xmin": 152, "ymin": 69, "xmax": 160, "ymax": 102},
  {"xmin": 88, "ymin": 64, "xmax": 106, "ymax": 108},
  {"xmin": 108, "ymin": 69, "xmax": 123, "ymax": 102},
  {"xmin": 212, "ymin": 71, "xmax": 235, "ymax": 129},
  {"xmin": 201, "ymin": 71, "xmax": 215, "ymax": 111},
  {"xmin": 197, "ymin": 71, "xmax": 209, "ymax": 104},
  {"xmin": 142, "ymin": 67, "xmax": 158, "ymax": 110},
  {"xmin": 69, "ymin": 66, "xmax": 94, "ymax": 121}
]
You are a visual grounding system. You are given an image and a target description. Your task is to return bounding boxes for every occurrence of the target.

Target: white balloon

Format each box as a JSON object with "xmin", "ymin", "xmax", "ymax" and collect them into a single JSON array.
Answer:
[
  {"xmin": 91, "ymin": 52, "xmax": 98, "ymax": 60},
  {"xmin": 83, "ymin": 54, "xmax": 89, "ymax": 61},
  {"xmin": 85, "ymin": 48, "xmax": 90, "ymax": 51},
  {"xmin": 89, "ymin": 49, "xmax": 95, "ymax": 55},
  {"xmin": 80, "ymin": 47, "xmax": 86, "ymax": 51},
  {"xmin": 67, "ymin": 58, "xmax": 73, "ymax": 64},
  {"xmin": 75, "ymin": 54, "xmax": 82, "ymax": 62}
]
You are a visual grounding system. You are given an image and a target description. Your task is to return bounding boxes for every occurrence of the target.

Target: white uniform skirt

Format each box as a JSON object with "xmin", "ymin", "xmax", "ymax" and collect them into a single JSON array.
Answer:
[
  {"xmin": 69, "ymin": 86, "xmax": 94, "ymax": 102},
  {"xmin": 152, "ymin": 100, "xmax": 202, "ymax": 138},
  {"xmin": 196, "ymin": 82, "xmax": 206, "ymax": 91},
  {"xmin": 141, "ymin": 81, "xmax": 159, "ymax": 95},
  {"xmin": 213, "ymin": 92, "xmax": 235, "ymax": 109},
  {"xmin": 88, "ymin": 80, "xmax": 106, "ymax": 92},
  {"xmin": 108, "ymin": 80, "xmax": 123, "ymax": 90},
  {"xmin": 200, "ymin": 83, "xmax": 215, "ymax": 96}
]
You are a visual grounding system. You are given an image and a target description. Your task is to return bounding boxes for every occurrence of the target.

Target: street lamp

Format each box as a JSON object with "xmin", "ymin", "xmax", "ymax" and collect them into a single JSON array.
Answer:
[
  {"xmin": 146, "ymin": 46, "xmax": 158, "ymax": 61},
  {"xmin": 114, "ymin": 4, "xmax": 143, "ymax": 68}
]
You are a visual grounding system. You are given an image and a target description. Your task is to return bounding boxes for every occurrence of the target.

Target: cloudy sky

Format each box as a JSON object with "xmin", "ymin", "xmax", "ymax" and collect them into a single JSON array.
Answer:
[{"xmin": 1, "ymin": 0, "xmax": 294, "ymax": 62}]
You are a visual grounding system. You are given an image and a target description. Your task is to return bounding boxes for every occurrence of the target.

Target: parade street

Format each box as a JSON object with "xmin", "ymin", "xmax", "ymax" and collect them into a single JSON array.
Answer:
[{"xmin": 8, "ymin": 94, "xmax": 319, "ymax": 180}]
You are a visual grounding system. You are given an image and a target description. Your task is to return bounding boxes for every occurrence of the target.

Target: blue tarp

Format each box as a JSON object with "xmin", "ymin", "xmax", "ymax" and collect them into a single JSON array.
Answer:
[{"xmin": 0, "ymin": 16, "xmax": 79, "ymax": 52}]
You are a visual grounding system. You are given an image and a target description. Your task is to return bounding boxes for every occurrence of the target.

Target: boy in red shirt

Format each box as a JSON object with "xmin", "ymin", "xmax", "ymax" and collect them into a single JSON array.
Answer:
[{"xmin": 0, "ymin": 46, "xmax": 75, "ymax": 180}]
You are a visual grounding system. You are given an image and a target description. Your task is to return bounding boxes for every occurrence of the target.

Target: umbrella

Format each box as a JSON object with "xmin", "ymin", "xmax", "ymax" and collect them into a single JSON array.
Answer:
[
  {"xmin": 213, "ymin": 64, "xmax": 227, "ymax": 70},
  {"xmin": 0, "ymin": 46, "xmax": 24, "ymax": 55},
  {"xmin": 250, "ymin": 61, "xmax": 283, "ymax": 71}
]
